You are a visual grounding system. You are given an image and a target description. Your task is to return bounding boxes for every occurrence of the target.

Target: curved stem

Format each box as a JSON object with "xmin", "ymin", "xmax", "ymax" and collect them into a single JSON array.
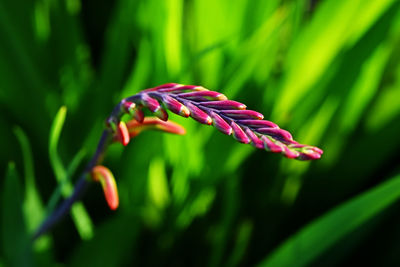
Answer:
[{"xmin": 33, "ymin": 129, "xmax": 113, "ymax": 240}]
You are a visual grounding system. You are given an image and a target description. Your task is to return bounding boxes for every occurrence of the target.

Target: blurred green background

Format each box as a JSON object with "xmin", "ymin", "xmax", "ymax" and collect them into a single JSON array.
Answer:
[{"xmin": 1, "ymin": 0, "xmax": 400, "ymax": 266}]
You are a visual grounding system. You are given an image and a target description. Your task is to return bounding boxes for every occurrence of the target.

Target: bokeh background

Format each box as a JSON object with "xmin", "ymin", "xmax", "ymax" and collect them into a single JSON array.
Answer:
[{"xmin": 1, "ymin": 0, "xmax": 400, "ymax": 266}]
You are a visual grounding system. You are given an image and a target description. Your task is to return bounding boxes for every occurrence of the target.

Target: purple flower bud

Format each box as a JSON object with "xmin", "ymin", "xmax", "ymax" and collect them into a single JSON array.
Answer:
[
  {"xmin": 186, "ymin": 102, "xmax": 212, "ymax": 125},
  {"xmin": 237, "ymin": 119, "xmax": 278, "ymax": 129},
  {"xmin": 152, "ymin": 83, "xmax": 181, "ymax": 90},
  {"xmin": 141, "ymin": 94, "xmax": 161, "ymax": 113},
  {"xmin": 220, "ymin": 110, "xmax": 264, "ymax": 120},
  {"xmin": 256, "ymin": 128, "xmax": 293, "ymax": 142},
  {"xmin": 162, "ymin": 95, "xmax": 190, "ymax": 117},
  {"xmin": 298, "ymin": 151, "xmax": 322, "ymax": 160},
  {"xmin": 261, "ymin": 136, "xmax": 283, "ymax": 153},
  {"xmin": 282, "ymin": 146, "xmax": 300, "ymax": 159},
  {"xmin": 200, "ymin": 100, "xmax": 246, "ymax": 110},
  {"xmin": 177, "ymin": 91, "xmax": 228, "ymax": 101},
  {"xmin": 121, "ymin": 100, "xmax": 136, "ymax": 115},
  {"xmin": 210, "ymin": 111, "xmax": 232, "ymax": 135},
  {"xmin": 244, "ymin": 128, "xmax": 264, "ymax": 149},
  {"xmin": 231, "ymin": 122, "xmax": 250, "ymax": 144},
  {"xmin": 158, "ymin": 84, "xmax": 204, "ymax": 93}
]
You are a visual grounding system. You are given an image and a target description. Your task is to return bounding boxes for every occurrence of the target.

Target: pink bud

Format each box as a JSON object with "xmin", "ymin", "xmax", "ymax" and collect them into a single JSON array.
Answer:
[
  {"xmin": 257, "ymin": 128, "xmax": 293, "ymax": 142},
  {"xmin": 186, "ymin": 102, "xmax": 212, "ymax": 125},
  {"xmin": 162, "ymin": 95, "xmax": 190, "ymax": 117},
  {"xmin": 177, "ymin": 91, "xmax": 228, "ymax": 101},
  {"xmin": 144, "ymin": 83, "xmax": 181, "ymax": 92},
  {"xmin": 261, "ymin": 136, "xmax": 283, "ymax": 153},
  {"xmin": 244, "ymin": 128, "xmax": 264, "ymax": 149},
  {"xmin": 157, "ymin": 84, "xmax": 199, "ymax": 93},
  {"xmin": 220, "ymin": 110, "xmax": 264, "ymax": 120},
  {"xmin": 231, "ymin": 122, "xmax": 250, "ymax": 144},
  {"xmin": 121, "ymin": 100, "xmax": 136, "ymax": 115},
  {"xmin": 200, "ymin": 100, "xmax": 246, "ymax": 110},
  {"xmin": 210, "ymin": 111, "xmax": 232, "ymax": 135},
  {"xmin": 237, "ymin": 119, "xmax": 279, "ymax": 129},
  {"xmin": 282, "ymin": 146, "xmax": 300, "ymax": 159},
  {"xmin": 141, "ymin": 94, "xmax": 161, "ymax": 113}
]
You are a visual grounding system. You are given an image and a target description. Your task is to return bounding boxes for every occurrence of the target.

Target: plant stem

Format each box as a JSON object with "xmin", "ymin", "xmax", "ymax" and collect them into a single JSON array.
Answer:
[{"xmin": 33, "ymin": 129, "xmax": 113, "ymax": 240}]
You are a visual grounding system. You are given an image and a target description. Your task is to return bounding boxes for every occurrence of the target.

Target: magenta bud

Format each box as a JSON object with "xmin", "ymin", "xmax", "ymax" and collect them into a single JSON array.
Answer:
[
  {"xmin": 261, "ymin": 136, "xmax": 283, "ymax": 153},
  {"xmin": 186, "ymin": 102, "xmax": 212, "ymax": 125},
  {"xmin": 298, "ymin": 151, "xmax": 322, "ymax": 160},
  {"xmin": 162, "ymin": 95, "xmax": 189, "ymax": 117},
  {"xmin": 157, "ymin": 84, "xmax": 198, "ymax": 93},
  {"xmin": 244, "ymin": 128, "xmax": 264, "ymax": 149},
  {"xmin": 231, "ymin": 122, "xmax": 250, "ymax": 144},
  {"xmin": 237, "ymin": 119, "xmax": 278, "ymax": 129},
  {"xmin": 310, "ymin": 146, "xmax": 324, "ymax": 155},
  {"xmin": 200, "ymin": 100, "xmax": 246, "ymax": 110},
  {"xmin": 141, "ymin": 94, "xmax": 161, "ymax": 113},
  {"xmin": 177, "ymin": 91, "xmax": 228, "ymax": 101},
  {"xmin": 143, "ymin": 83, "xmax": 181, "ymax": 92},
  {"xmin": 257, "ymin": 128, "xmax": 293, "ymax": 142},
  {"xmin": 154, "ymin": 83, "xmax": 180, "ymax": 89},
  {"xmin": 210, "ymin": 111, "xmax": 232, "ymax": 135},
  {"xmin": 121, "ymin": 100, "xmax": 136, "ymax": 115},
  {"xmin": 282, "ymin": 146, "xmax": 300, "ymax": 159},
  {"xmin": 220, "ymin": 110, "xmax": 264, "ymax": 120},
  {"xmin": 301, "ymin": 146, "xmax": 323, "ymax": 160}
]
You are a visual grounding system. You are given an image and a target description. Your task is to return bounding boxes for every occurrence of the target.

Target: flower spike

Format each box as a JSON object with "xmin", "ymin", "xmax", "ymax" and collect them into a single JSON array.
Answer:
[
  {"xmin": 32, "ymin": 83, "xmax": 324, "ymax": 240},
  {"xmin": 121, "ymin": 83, "xmax": 323, "ymax": 160}
]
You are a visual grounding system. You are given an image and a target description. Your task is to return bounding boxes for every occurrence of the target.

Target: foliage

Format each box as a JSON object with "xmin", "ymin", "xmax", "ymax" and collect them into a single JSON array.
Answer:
[{"xmin": 1, "ymin": 0, "xmax": 400, "ymax": 266}]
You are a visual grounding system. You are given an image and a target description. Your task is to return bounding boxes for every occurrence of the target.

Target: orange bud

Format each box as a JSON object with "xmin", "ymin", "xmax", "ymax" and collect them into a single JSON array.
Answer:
[
  {"xmin": 91, "ymin": 165, "xmax": 119, "ymax": 210},
  {"xmin": 116, "ymin": 121, "xmax": 130, "ymax": 146}
]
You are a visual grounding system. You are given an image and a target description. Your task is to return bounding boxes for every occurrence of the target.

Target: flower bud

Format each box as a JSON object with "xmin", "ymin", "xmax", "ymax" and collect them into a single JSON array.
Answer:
[
  {"xmin": 91, "ymin": 166, "xmax": 119, "ymax": 210},
  {"xmin": 210, "ymin": 111, "xmax": 232, "ymax": 135}
]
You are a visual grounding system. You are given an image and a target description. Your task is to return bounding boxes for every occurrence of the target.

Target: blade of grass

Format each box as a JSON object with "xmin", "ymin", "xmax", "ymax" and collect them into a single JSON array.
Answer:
[
  {"xmin": 14, "ymin": 126, "xmax": 45, "ymax": 231},
  {"xmin": 257, "ymin": 173, "xmax": 400, "ymax": 267},
  {"xmin": 48, "ymin": 106, "xmax": 93, "ymax": 239},
  {"xmin": 46, "ymin": 148, "xmax": 87, "ymax": 215},
  {"xmin": 1, "ymin": 162, "xmax": 33, "ymax": 266},
  {"xmin": 338, "ymin": 43, "xmax": 391, "ymax": 134},
  {"xmin": 14, "ymin": 126, "xmax": 52, "ymax": 251},
  {"xmin": 272, "ymin": 0, "xmax": 396, "ymax": 122}
]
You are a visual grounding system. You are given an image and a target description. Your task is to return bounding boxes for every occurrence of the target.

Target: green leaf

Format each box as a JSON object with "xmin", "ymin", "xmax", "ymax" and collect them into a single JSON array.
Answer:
[
  {"xmin": 49, "ymin": 105, "xmax": 67, "ymax": 182},
  {"xmin": 1, "ymin": 162, "xmax": 33, "ymax": 266},
  {"xmin": 14, "ymin": 126, "xmax": 52, "ymax": 252},
  {"xmin": 14, "ymin": 126, "xmax": 45, "ymax": 232},
  {"xmin": 257, "ymin": 173, "xmax": 400, "ymax": 267}
]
